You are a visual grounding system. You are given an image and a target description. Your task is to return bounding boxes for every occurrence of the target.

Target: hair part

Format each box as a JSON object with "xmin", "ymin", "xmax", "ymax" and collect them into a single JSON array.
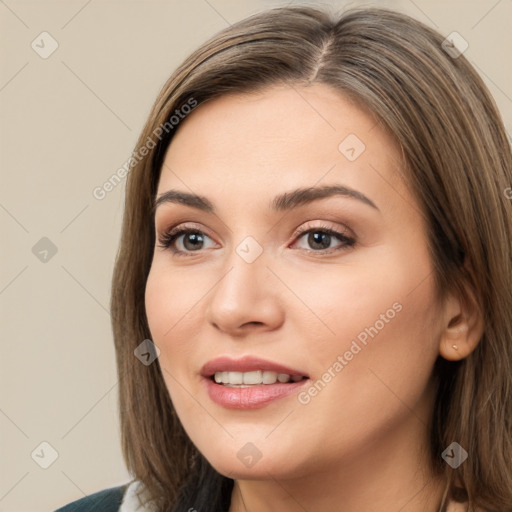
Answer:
[{"xmin": 110, "ymin": 5, "xmax": 512, "ymax": 511}]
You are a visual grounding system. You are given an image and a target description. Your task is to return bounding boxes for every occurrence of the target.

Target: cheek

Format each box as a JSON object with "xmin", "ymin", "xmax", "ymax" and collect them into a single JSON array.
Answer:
[
  {"xmin": 287, "ymin": 249, "xmax": 442, "ymax": 429},
  {"xmin": 145, "ymin": 264, "xmax": 205, "ymax": 431},
  {"xmin": 325, "ymin": 291, "xmax": 439, "ymax": 430},
  {"xmin": 145, "ymin": 257, "xmax": 206, "ymax": 336},
  {"xmin": 144, "ymin": 261, "xmax": 199, "ymax": 373}
]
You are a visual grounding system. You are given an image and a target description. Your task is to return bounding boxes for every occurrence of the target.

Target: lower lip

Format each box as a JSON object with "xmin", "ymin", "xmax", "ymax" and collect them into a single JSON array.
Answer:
[{"xmin": 204, "ymin": 377, "xmax": 308, "ymax": 409}]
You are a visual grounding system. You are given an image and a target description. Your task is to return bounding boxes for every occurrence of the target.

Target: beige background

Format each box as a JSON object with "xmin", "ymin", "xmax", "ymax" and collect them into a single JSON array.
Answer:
[{"xmin": 1, "ymin": 1, "xmax": 510, "ymax": 510}]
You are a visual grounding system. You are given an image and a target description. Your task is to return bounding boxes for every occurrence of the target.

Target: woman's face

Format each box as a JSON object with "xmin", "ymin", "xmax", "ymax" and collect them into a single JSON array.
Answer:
[{"xmin": 145, "ymin": 84, "xmax": 447, "ymax": 480}]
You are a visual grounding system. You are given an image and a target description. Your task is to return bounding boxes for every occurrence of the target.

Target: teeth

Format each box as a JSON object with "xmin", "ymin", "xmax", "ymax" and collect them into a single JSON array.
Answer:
[
  {"xmin": 229, "ymin": 371, "xmax": 244, "ymax": 385},
  {"xmin": 243, "ymin": 370, "xmax": 262, "ymax": 384},
  {"xmin": 213, "ymin": 370, "xmax": 302, "ymax": 386},
  {"xmin": 262, "ymin": 371, "xmax": 278, "ymax": 384}
]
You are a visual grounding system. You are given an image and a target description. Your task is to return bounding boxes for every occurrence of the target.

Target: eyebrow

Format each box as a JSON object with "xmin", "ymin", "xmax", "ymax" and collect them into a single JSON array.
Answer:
[{"xmin": 153, "ymin": 184, "xmax": 379, "ymax": 215}]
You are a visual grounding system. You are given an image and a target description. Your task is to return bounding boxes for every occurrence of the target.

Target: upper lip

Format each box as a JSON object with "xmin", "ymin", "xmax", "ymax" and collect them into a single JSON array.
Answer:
[{"xmin": 201, "ymin": 356, "xmax": 309, "ymax": 378}]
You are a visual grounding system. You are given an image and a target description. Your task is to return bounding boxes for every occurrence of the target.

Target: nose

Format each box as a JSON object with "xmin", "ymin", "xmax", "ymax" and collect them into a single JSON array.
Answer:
[{"xmin": 205, "ymin": 247, "xmax": 285, "ymax": 337}]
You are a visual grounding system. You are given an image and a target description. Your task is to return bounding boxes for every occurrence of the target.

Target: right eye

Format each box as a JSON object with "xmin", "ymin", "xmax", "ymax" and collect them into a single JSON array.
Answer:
[{"xmin": 158, "ymin": 227, "xmax": 217, "ymax": 256}]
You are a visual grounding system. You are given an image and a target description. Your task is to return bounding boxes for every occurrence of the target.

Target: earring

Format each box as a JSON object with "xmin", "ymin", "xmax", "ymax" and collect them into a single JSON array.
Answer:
[{"xmin": 452, "ymin": 344, "xmax": 458, "ymax": 350}]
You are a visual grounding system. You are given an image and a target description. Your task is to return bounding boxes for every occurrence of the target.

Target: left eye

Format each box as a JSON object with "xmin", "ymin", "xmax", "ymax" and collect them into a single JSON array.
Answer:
[{"xmin": 293, "ymin": 227, "xmax": 355, "ymax": 252}]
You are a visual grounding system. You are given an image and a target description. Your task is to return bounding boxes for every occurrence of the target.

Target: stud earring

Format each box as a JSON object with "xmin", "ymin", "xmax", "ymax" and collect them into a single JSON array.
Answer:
[{"xmin": 452, "ymin": 344, "xmax": 458, "ymax": 350}]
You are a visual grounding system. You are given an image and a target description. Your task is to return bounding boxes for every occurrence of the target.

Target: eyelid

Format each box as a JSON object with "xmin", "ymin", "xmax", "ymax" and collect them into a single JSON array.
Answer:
[
  {"xmin": 158, "ymin": 221, "xmax": 215, "ymax": 242},
  {"xmin": 290, "ymin": 220, "xmax": 355, "ymax": 244}
]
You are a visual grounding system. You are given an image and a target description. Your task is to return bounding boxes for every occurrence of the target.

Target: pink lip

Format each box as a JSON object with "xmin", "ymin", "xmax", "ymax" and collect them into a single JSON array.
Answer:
[
  {"xmin": 204, "ymin": 379, "xmax": 308, "ymax": 409},
  {"xmin": 201, "ymin": 356, "xmax": 310, "ymax": 410}
]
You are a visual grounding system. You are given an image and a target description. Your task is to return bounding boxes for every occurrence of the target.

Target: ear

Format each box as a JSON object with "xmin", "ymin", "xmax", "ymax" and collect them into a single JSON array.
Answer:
[{"xmin": 438, "ymin": 283, "xmax": 484, "ymax": 362}]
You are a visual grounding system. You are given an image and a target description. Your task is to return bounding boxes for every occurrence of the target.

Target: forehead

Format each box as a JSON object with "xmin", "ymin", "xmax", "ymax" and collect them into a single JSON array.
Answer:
[{"xmin": 157, "ymin": 84, "xmax": 405, "ymax": 207}]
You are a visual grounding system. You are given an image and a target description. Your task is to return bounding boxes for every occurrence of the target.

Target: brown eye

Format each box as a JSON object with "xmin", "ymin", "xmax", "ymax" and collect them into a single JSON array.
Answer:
[
  {"xmin": 158, "ymin": 228, "xmax": 216, "ymax": 255},
  {"xmin": 181, "ymin": 231, "xmax": 206, "ymax": 251},
  {"xmin": 293, "ymin": 225, "xmax": 355, "ymax": 253}
]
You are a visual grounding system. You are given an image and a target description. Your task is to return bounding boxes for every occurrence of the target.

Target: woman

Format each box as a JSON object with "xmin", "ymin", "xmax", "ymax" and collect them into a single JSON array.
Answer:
[{"xmin": 55, "ymin": 5, "xmax": 512, "ymax": 512}]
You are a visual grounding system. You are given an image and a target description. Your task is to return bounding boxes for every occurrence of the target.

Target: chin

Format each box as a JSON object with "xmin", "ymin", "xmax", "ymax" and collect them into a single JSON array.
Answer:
[
  {"xmin": 210, "ymin": 456, "xmax": 288, "ymax": 480},
  {"xmin": 198, "ymin": 441, "xmax": 309, "ymax": 481}
]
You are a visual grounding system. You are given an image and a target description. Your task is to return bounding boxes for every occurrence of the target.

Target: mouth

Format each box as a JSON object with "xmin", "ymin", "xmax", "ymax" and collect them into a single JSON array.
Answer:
[{"xmin": 201, "ymin": 356, "xmax": 310, "ymax": 409}]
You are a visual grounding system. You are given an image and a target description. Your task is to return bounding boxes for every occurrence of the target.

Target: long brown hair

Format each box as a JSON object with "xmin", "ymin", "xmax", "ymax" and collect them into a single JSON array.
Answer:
[{"xmin": 110, "ymin": 6, "xmax": 512, "ymax": 511}]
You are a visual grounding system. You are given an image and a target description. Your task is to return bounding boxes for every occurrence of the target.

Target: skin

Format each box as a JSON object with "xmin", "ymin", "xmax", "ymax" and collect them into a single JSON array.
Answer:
[{"xmin": 145, "ymin": 84, "xmax": 482, "ymax": 512}]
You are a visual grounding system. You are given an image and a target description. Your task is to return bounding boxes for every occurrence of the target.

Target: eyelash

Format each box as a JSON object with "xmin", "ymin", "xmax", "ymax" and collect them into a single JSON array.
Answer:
[
  {"xmin": 157, "ymin": 223, "xmax": 355, "ymax": 257},
  {"xmin": 158, "ymin": 222, "xmax": 355, "ymax": 257}
]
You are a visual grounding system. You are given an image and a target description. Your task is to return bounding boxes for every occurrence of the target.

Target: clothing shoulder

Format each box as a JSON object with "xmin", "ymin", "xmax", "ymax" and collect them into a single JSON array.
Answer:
[
  {"xmin": 53, "ymin": 483, "xmax": 128, "ymax": 512},
  {"xmin": 53, "ymin": 480, "xmax": 159, "ymax": 512}
]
